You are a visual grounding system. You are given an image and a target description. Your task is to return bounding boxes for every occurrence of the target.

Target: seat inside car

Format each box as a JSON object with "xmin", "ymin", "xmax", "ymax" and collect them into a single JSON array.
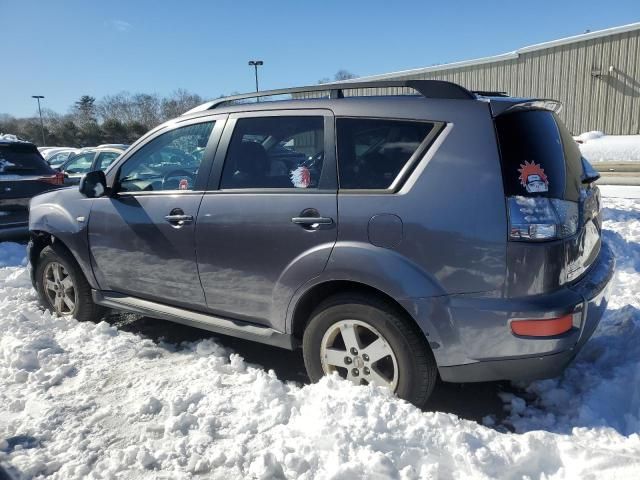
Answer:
[
  {"xmin": 227, "ymin": 141, "xmax": 293, "ymax": 188},
  {"xmin": 229, "ymin": 141, "xmax": 270, "ymax": 188}
]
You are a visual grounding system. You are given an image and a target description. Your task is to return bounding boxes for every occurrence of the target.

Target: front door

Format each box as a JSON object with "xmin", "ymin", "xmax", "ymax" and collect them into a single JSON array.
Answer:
[
  {"xmin": 195, "ymin": 111, "xmax": 337, "ymax": 330},
  {"xmin": 89, "ymin": 118, "xmax": 224, "ymax": 309}
]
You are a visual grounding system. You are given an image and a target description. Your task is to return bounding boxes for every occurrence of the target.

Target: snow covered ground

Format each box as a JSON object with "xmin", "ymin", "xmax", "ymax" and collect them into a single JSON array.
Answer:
[
  {"xmin": 0, "ymin": 188, "xmax": 639, "ymax": 479},
  {"xmin": 577, "ymin": 131, "xmax": 640, "ymax": 163}
]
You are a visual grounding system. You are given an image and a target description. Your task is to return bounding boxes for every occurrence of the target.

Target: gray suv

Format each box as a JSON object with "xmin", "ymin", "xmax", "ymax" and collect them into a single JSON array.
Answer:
[{"xmin": 28, "ymin": 80, "xmax": 614, "ymax": 406}]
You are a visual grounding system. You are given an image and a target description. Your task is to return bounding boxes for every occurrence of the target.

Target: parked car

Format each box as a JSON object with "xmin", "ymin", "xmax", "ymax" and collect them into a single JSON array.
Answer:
[
  {"xmin": 58, "ymin": 146, "xmax": 125, "ymax": 185},
  {"xmin": 97, "ymin": 144, "xmax": 130, "ymax": 149},
  {"xmin": 45, "ymin": 148, "xmax": 82, "ymax": 168},
  {"xmin": 40, "ymin": 147, "xmax": 69, "ymax": 159},
  {"xmin": 27, "ymin": 80, "xmax": 614, "ymax": 406},
  {"xmin": 0, "ymin": 139, "xmax": 64, "ymax": 238},
  {"xmin": 38, "ymin": 146, "xmax": 55, "ymax": 153}
]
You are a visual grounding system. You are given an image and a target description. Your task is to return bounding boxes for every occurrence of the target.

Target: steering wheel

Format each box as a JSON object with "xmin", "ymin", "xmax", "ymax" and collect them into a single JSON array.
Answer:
[{"xmin": 161, "ymin": 169, "xmax": 196, "ymax": 190}]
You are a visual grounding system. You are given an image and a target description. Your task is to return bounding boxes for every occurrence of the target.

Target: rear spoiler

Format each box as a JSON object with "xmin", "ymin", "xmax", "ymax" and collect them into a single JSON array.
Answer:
[{"xmin": 489, "ymin": 98, "xmax": 563, "ymax": 117}]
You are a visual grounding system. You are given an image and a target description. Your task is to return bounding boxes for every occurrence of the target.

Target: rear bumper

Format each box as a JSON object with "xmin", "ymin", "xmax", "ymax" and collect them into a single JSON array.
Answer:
[{"xmin": 438, "ymin": 241, "xmax": 614, "ymax": 383}]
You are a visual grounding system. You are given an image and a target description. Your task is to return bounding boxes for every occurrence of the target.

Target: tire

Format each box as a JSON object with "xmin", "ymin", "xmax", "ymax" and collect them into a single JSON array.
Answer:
[
  {"xmin": 35, "ymin": 244, "xmax": 105, "ymax": 322},
  {"xmin": 302, "ymin": 293, "xmax": 438, "ymax": 407}
]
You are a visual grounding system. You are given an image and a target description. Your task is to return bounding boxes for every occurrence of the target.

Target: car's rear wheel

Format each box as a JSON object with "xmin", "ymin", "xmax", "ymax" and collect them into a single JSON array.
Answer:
[
  {"xmin": 302, "ymin": 293, "xmax": 437, "ymax": 407},
  {"xmin": 35, "ymin": 244, "xmax": 105, "ymax": 322}
]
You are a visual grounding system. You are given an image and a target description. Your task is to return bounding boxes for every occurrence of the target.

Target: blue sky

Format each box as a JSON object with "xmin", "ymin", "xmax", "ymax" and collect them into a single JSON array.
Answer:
[{"xmin": 1, "ymin": 0, "xmax": 638, "ymax": 117}]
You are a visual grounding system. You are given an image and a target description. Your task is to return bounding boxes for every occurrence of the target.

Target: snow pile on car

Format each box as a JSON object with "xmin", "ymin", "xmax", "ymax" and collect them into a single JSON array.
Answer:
[
  {"xmin": 577, "ymin": 131, "xmax": 640, "ymax": 162},
  {"xmin": 1, "ymin": 193, "xmax": 640, "ymax": 479},
  {"xmin": 0, "ymin": 134, "xmax": 29, "ymax": 144}
]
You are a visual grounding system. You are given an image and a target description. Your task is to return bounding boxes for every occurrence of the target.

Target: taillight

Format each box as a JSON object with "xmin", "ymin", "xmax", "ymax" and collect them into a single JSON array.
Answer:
[
  {"xmin": 40, "ymin": 172, "xmax": 65, "ymax": 185},
  {"xmin": 508, "ymin": 196, "xmax": 579, "ymax": 241}
]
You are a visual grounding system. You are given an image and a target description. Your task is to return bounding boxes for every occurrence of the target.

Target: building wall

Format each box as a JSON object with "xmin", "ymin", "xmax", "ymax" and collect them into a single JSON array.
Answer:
[{"xmin": 376, "ymin": 29, "xmax": 640, "ymax": 135}]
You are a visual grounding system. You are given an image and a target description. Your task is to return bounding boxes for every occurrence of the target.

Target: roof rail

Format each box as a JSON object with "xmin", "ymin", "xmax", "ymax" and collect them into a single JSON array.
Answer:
[{"xmin": 184, "ymin": 80, "xmax": 475, "ymax": 115}]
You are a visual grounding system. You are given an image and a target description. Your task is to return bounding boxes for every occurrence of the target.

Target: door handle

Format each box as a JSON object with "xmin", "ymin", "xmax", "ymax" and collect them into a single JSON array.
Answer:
[
  {"xmin": 291, "ymin": 216, "xmax": 333, "ymax": 226},
  {"xmin": 164, "ymin": 214, "xmax": 194, "ymax": 225}
]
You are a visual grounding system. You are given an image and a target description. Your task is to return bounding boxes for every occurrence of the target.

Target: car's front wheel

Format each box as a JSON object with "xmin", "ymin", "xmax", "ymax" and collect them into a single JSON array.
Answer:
[
  {"xmin": 302, "ymin": 293, "xmax": 438, "ymax": 407},
  {"xmin": 35, "ymin": 244, "xmax": 104, "ymax": 322}
]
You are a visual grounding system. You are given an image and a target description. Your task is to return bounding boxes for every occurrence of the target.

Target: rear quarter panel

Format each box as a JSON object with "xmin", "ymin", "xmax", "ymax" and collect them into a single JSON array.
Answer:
[{"xmin": 329, "ymin": 98, "xmax": 508, "ymax": 297}]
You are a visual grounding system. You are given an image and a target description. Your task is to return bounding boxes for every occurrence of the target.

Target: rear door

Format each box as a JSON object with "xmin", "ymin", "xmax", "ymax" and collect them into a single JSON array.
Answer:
[
  {"xmin": 195, "ymin": 110, "xmax": 337, "ymax": 330},
  {"xmin": 88, "ymin": 117, "xmax": 225, "ymax": 309}
]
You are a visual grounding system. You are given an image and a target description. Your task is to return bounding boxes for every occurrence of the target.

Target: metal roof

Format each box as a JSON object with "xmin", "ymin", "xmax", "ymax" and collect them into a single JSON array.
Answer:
[{"xmin": 341, "ymin": 22, "xmax": 640, "ymax": 82}]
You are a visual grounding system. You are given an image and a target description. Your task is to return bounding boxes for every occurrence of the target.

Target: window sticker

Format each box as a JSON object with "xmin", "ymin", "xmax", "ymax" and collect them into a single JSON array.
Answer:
[
  {"xmin": 290, "ymin": 166, "xmax": 311, "ymax": 188},
  {"xmin": 518, "ymin": 161, "xmax": 549, "ymax": 193},
  {"xmin": 179, "ymin": 179, "xmax": 189, "ymax": 190}
]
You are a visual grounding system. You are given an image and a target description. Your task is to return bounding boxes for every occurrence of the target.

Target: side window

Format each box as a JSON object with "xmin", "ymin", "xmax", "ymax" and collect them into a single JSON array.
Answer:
[
  {"xmin": 48, "ymin": 151, "xmax": 73, "ymax": 167},
  {"xmin": 64, "ymin": 152, "xmax": 95, "ymax": 174},
  {"xmin": 95, "ymin": 151, "xmax": 120, "ymax": 171},
  {"xmin": 336, "ymin": 118, "xmax": 435, "ymax": 189},
  {"xmin": 220, "ymin": 116, "xmax": 324, "ymax": 189},
  {"xmin": 118, "ymin": 122, "xmax": 214, "ymax": 192}
]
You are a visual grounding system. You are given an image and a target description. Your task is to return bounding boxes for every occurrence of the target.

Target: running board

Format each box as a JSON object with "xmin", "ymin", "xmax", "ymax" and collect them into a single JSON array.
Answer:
[{"xmin": 92, "ymin": 290, "xmax": 297, "ymax": 350}]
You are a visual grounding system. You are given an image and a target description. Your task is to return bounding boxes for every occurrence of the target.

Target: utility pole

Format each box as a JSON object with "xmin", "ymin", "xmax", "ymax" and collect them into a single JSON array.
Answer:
[
  {"xmin": 32, "ymin": 95, "xmax": 46, "ymax": 145},
  {"xmin": 248, "ymin": 60, "xmax": 264, "ymax": 98}
]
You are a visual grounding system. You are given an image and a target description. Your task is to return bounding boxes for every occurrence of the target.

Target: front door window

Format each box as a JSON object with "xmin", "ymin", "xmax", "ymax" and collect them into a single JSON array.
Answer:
[{"xmin": 118, "ymin": 122, "xmax": 215, "ymax": 192}]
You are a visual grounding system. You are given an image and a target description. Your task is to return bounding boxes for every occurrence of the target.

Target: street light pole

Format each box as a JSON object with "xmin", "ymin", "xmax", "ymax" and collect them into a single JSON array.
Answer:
[
  {"xmin": 248, "ymin": 60, "xmax": 263, "ymax": 98},
  {"xmin": 31, "ymin": 95, "xmax": 46, "ymax": 146}
]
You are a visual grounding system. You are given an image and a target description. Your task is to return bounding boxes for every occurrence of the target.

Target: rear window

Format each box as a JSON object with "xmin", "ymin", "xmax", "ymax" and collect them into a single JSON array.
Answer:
[
  {"xmin": 495, "ymin": 110, "xmax": 582, "ymax": 201},
  {"xmin": 0, "ymin": 145, "xmax": 52, "ymax": 176},
  {"xmin": 336, "ymin": 118, "xmax": 435, "ymax": 189}
]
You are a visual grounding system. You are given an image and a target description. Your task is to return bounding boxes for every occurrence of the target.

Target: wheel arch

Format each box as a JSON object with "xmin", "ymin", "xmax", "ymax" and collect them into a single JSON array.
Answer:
[
  {"xmin": 291, "ymin": 280, "xmax": 423, "ymax": 342},
  {"xmin": 28, "ymin": 229, "xmax": 99, "ymax": 290}
]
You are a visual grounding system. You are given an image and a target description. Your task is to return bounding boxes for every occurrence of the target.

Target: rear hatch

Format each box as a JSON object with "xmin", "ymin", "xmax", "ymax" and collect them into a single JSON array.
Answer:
[
  {"xmin": 494, "ymin": 107, "xmax": 602, "ymax": 296},
  {"xmin": 0, "ymin": 142, "xmax": 64, "ymax": 227}
]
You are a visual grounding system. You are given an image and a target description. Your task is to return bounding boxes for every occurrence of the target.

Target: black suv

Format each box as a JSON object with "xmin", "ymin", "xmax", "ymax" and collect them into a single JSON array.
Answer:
[
  {"xmin": 0, "ymin": 139, "xmax": 64, "ymax": 238},
  {"xmin": 27, "ymin": 81, "xmax": 614, "ymax": 406}
]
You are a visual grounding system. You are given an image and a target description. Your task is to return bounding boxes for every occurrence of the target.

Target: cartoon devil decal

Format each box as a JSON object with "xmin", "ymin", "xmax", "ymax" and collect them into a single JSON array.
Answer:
[{"xmin": 518, "ymin": 160, "xmax": 549, "ymax": 193}]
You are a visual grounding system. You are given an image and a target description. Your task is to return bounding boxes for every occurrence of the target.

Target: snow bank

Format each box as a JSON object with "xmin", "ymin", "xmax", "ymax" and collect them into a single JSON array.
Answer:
[
  {"xmin": 600, "ymin": 185, "xmax": 640, "ymax": 199},
  {"xmin": 503, "ymin": 195, "xmax": 640, "ymax": 437},
  {"xmin": 575, "ymin": 131, "xmax": 605, "ymax": 143},
  {"xmin": 0, "ymin": 193, "xmax": 639, "ymax": 479},
  {"xmin": 577, "ymin": 132, "xmax": 640, "ymax": 163}
]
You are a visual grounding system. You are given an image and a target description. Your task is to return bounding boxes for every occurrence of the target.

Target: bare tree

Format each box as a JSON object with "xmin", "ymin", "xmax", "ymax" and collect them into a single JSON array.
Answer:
[
  {"xmin": 318, "ymin": 70, "xmax": 358, "ymax": 83},
  {"xmin": 132, "ymin": 93, "xmax": 161, "ymax": 127},
  {"xmin": 334, "ymin": 70, "xmax": 357, "ymax": 81},
  {"xmin": 161, "ymin": 89, "xmax": 204, "ymax": 120}
]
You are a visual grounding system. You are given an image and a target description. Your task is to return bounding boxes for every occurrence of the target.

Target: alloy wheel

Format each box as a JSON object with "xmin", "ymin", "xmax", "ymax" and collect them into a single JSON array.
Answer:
[
  {"xmin": 320, "ymin": 319, "xmax": 399, "ymax": 391},
  {"xmin": 43, "ymin": 261, "xmax": 76, "ymax": 315}
]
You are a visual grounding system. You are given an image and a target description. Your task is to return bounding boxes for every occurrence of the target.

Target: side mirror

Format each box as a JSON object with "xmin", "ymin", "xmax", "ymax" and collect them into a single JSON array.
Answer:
[{"xmin": 79, "ymin": 170, "xmax": 108, "ymax": 198}]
